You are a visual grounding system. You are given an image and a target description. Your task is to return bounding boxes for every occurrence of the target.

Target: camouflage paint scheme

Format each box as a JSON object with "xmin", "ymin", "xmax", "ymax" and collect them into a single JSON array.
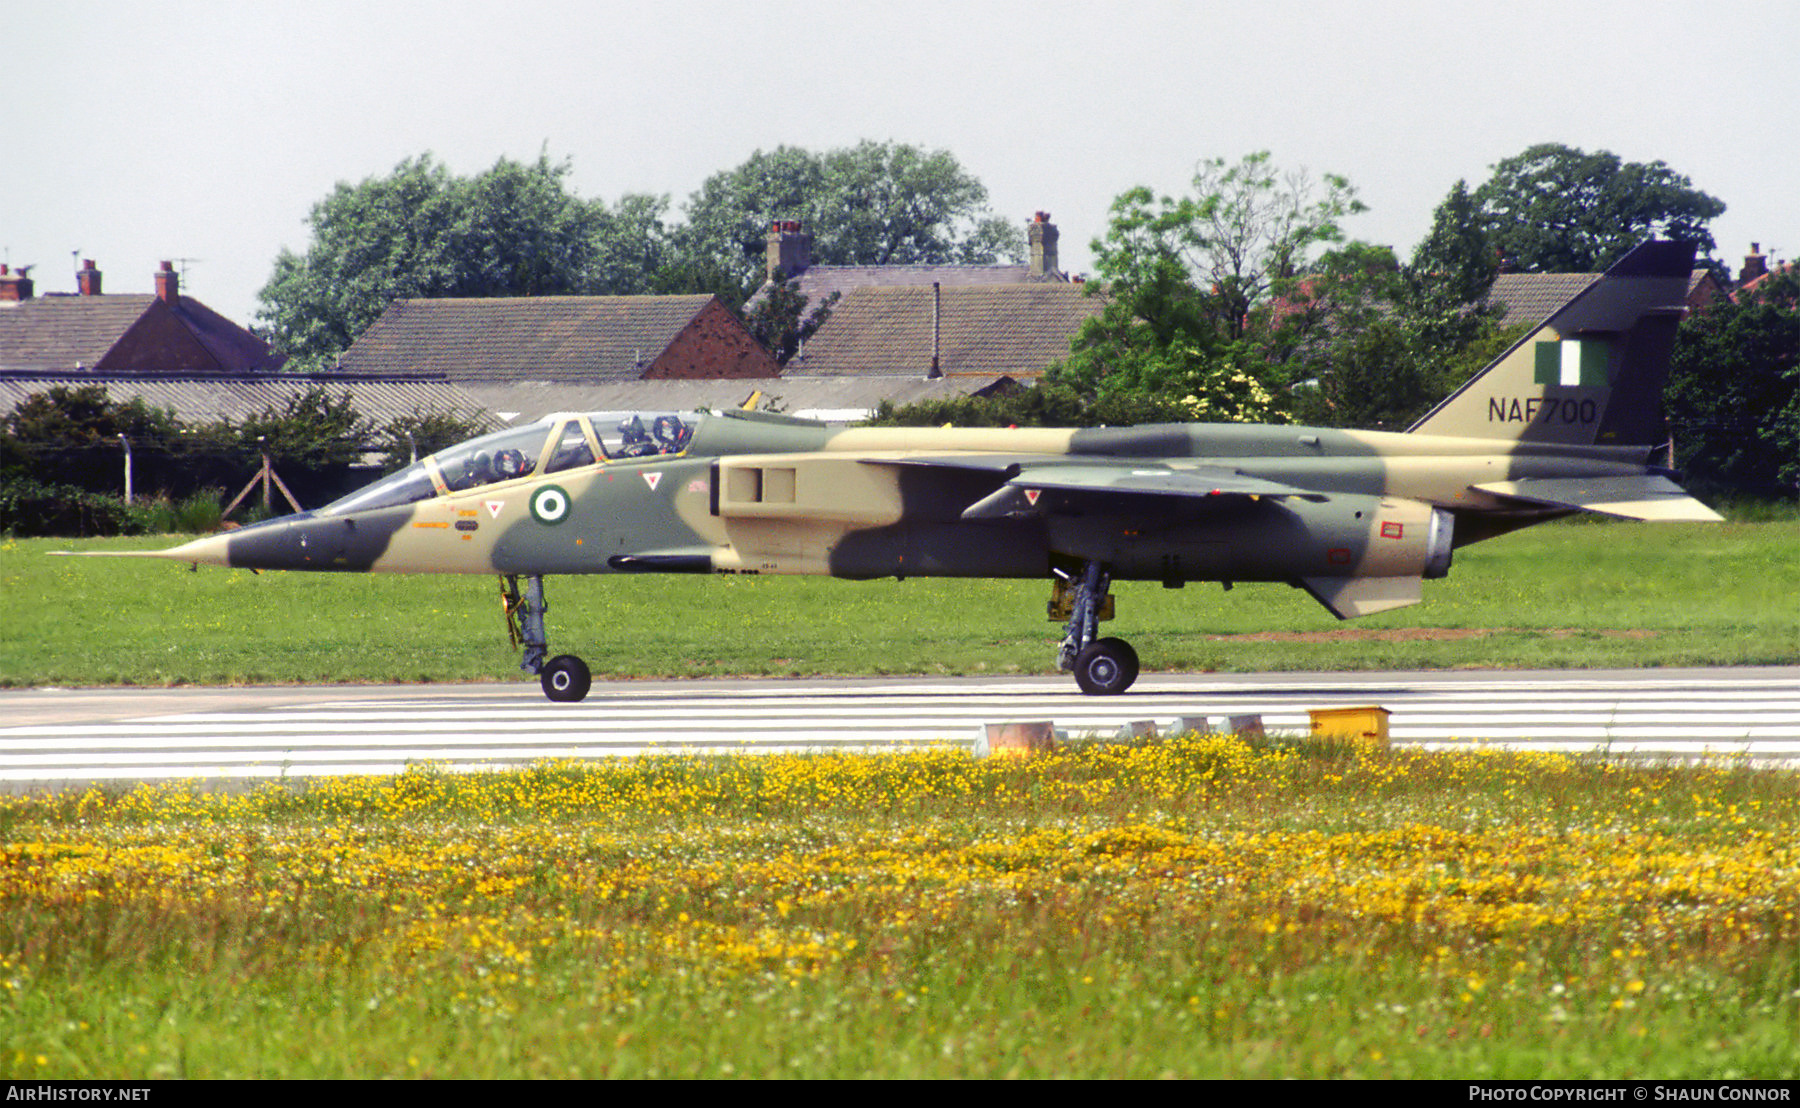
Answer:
[{"xmin": 127, "ymin": 241, "xmax": 1720, "ymax": 697}]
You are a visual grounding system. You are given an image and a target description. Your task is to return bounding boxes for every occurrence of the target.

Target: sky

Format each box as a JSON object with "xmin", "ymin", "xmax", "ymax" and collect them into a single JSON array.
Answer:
[{"xmin": 4, "ymin": 0, "xmax": 1795, "ymax": 328}]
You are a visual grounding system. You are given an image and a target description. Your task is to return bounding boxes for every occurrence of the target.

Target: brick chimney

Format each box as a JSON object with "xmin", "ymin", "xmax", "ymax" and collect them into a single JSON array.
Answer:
[
  {"xmin": 1739, "ymin": 243, "xmax": 1769, "ymax": 286},
  {"xmin": 154, "ymin": 260, "xmax": 179, "ymax": 304},
  {"xmin": 765, "ymin": 220, "xmax": 812, "ymax": 283},
  {"xmin": 0, "ymin": 264, "xmax": 32, "ymax": 302},
  {"xmin": 77, "ymin": 259, "xmax": 103, "ymax": 296},
  {"xmin": 1028, "ymin": 211, "xmax": 1060, "ymax": 280}
]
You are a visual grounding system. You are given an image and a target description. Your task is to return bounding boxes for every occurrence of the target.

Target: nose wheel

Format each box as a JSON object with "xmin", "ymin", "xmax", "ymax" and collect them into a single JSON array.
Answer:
[{"xmin": 501, "ymin": 575, "xmax": 593, "ymax": 702}]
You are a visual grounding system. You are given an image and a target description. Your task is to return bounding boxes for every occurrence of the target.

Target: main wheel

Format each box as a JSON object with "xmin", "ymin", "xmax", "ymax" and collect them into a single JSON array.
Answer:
[
  {"xmin": 540, "ymin": 654, "xmax": 592, "ymax": 702},
  {"xmin": 1072, "ymin": 637, "xmax": 1139, "ymax": 696}
]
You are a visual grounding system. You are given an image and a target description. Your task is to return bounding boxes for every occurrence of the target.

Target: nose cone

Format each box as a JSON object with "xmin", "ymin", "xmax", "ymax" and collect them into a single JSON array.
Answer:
[
  {"xmin": 133, "ymin": 514, "xmax": 322, "ymax": 570},
  {"xmin": 138, "ymin": 511, "xmax": 401, "ymax": 572}
]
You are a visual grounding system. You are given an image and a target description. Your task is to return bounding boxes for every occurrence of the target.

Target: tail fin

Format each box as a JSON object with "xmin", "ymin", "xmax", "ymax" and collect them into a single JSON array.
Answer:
[{"xmin": 1407, "ymin": 240, "xmax": 1695, "ymax": 446}]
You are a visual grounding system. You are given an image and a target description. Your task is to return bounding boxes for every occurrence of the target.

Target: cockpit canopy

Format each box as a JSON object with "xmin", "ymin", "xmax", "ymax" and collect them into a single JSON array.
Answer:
[{"xmin": 320, "ymin": 411, "xmax": 702, "ymax": 517}]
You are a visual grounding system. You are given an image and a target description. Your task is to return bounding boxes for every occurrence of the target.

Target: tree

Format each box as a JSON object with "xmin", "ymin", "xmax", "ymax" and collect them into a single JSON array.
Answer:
[
  {"xmin": 450, "ymin": 154, "xmax": 619, "ymax": 297},
  {"xmin": 1, "ymin": 385, "xmax": 197, "ymax": 535},
  {"xmin": 257, "ymin": 142, "xmax": 1020, "ymax": 366},
  {"xmin": 812, "ymin": 141, "xmax": 1023, "ymax": 267},
  {"xmin": 740, "ymin": 279, "xmax": 838, "ymax": 367},
  {"xmin": 677, "ymin": 145, "xmax": 823, "ymax": 291},
  {"xmin": 0, "ymin": 383, "xmax": 498, "ymax": 532},
  {"xmin": 1410, "ymin": 179, "xmax": 1498, "ymax": 307},
  {"xmin": 1177, "ymin": 152, "xmax": 1369, "ymax": 343},
  {"xmin": 2, "ymin": 384, "xmax": 184, "ymax": 491},
  {"xmin": 3, "ymin": 384, "xmax": 180, "ymax": 458},
  {"xmin": 1046, "ymin": 152, "xmax": 1367, "ymax": 423},
  {"xmin": 1468, "ymin": 144, "xmax": 1725, "ymax": 272},
  {"xmin": 679, "ymin": 141, "xmax": 1024, "ymax": 296},
  {"xmin": 372, "ymin": 409, "xmax": 493, "ymax": 474},
  {"xmin": 1283, "ymin": 222, "xmax": 1537, "ymax": 434},
  {"xmin": 590, "ymin": 192, "xmax": 681, "ymax": 296},
  {"xmin": 229, "ymin": 386, "xmax": 370, "ymax": 471},
  {"xmin": 1292, "ymin": 301, "xmax": 1524, "ymax": 433},
  {"xmin": 863, "ymin": 381, "xmax": 1197, "ymax": 429},
  {"xmin": 1665, "ymin": 270, "xmax": 1800, "ymax": 500},
  {"xmin": 1283, "ymin": 176, "xmax": 1548, "ymax": 432},
  {"xmin": 256, "ymin": 153, "xmax": 655, "ymax": 370}
]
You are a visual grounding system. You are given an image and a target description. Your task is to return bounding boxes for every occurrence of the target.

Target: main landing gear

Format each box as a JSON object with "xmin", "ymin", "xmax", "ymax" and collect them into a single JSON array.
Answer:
[
  {"xmin": 501, "ymin": 574, "xmax": 592, "ymax": 702},
  {"xmin": 1053, "ymin": 561, "xmax": 1139, "ymax": 695}
]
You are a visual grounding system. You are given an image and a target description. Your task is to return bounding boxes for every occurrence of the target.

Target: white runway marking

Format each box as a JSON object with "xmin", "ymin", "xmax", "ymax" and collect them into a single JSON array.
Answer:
[{"xmin": 2, "ymin": 669, "xmax": 1796, "ymax": 787}]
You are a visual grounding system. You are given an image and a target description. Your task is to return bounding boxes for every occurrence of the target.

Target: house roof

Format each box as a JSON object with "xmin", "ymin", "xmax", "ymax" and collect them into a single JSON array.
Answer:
[
  {"xmin": 0, "ymin": 293, "xmax": 285, "ymax": 374},
  {"xmin": 1488, "ymin": 268, "xmax": 1721, "ymax": 327},
  {"xmin": 774, "ymin": 263, "xmax": 1041, "ymax": 312},
  {"xmin": 0, "ymin": 372, "xmax": 481, "ymax": 428},
  {"xmin": 337, "ymin": 295, "xmax": 728, "ymax": 382},
  {"xmin": 789, "ymin": 284, "xmax": 1102, "ymax": 379},
  {"xmin": 1735, "ymin": 260, "xmax": 1795, "ymax": 300},
  {"xmin": 1486, "ymin": 273, "xmax": 1601, "ymax": 328}
]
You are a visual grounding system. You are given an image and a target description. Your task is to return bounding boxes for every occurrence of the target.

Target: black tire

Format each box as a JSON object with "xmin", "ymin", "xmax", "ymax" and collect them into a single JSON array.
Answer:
[
  {"xmin": 1072, "ymin": 637, "xmax": 1139, "ymax": 696},
  {"xmin": 540, "ymin": 654, "xmax": 592, "ymax": 702}
]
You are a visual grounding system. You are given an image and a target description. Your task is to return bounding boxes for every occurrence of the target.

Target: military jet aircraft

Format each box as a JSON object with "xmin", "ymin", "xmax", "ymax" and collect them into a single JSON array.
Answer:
[{"xmin": 120, "ymin": 240, "xmax": 1719, "ymax": 701}]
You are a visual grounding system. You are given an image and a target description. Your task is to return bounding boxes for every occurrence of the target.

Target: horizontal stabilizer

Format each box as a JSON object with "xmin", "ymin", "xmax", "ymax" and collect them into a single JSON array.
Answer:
[
  {"xmin": 1299, "ymin": 575, "xmax": 1424, "ymax": 619},
  {"xmin": 1473, "ymin": 476, "xmax": 1723, "ymax": 521}
]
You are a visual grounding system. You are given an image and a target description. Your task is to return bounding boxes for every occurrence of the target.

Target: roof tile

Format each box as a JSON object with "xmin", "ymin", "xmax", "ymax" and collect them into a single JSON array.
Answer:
[
  {"xmin": 338, "ymin": 295, "xmax": 720, "ymax": 381},
  {"xmin": 0, "ymin": 294, "xmax": 284, "ymax": 374},
  {"xmin": 792, "ymin": 284, "xmax": 1102, "ymax": 378}
]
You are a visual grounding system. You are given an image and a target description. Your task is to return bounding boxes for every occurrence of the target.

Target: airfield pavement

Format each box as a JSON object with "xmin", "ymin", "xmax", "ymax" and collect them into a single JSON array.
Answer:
[{"xmin": 1, "ymin": 666, "xmax": 1796, "ymax": 790}]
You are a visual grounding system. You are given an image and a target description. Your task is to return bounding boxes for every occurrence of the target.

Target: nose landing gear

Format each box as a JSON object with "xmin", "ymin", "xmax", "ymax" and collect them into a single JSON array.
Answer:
[{"xmin": 501, "ymin": 574, "xmax": 592, "ymax": 702}]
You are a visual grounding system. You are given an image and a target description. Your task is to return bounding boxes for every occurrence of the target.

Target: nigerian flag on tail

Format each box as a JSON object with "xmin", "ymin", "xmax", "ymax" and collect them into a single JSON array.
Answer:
[{"xmin": 1534, "ymin": 338, "xmax": 1609, "ymax": 387}]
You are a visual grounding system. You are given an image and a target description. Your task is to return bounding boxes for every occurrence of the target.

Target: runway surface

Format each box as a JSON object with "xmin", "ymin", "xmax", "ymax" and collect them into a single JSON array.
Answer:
[{"xmin": 2, "ymin": 667, "xmax": 1796, "ymax": 789}]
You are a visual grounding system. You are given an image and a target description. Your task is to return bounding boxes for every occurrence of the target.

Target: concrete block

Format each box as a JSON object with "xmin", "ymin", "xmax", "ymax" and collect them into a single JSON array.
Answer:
[{"xmin": 983, "ymin": 720, "xmax": 1057, "ymax": 757}]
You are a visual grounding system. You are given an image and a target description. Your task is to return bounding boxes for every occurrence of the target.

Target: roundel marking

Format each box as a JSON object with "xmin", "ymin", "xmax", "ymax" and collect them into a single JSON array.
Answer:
[{"xmin": 530, "ymin": 484, "xmax": 571, "ymax": 525}]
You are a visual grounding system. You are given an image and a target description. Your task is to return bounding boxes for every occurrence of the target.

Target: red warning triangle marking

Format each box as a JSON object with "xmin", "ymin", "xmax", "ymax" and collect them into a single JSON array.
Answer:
[
  {"xmin": 1023, "ymin": 489, "xmax": 1041, "ymax": 505},
  {"xmin": 643, "ymin": 472, "xmax": 662, "ymax": 491}
]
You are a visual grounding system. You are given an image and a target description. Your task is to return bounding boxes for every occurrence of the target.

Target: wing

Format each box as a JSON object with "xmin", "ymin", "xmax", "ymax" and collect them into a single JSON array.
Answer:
[{"xmin": 871, "ymin": 456, "xmax": 1326, "ymax": 519}]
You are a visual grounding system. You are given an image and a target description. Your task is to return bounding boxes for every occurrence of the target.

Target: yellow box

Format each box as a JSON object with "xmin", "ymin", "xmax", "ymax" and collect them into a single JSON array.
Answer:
[{"xmin": 1309, "ymin": 706, "xmax": 1390, "ymax": 748}]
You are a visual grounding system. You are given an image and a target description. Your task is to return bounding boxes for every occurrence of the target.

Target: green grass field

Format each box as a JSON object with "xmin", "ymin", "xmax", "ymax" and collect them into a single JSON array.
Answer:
[
  {"xmin": 2, "ymin": 516, "xmax": 1795, "ymax": 689},
  {"xmin": 2, "ymin": 741, "xmax": 1795, "ymax": 1078}
]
